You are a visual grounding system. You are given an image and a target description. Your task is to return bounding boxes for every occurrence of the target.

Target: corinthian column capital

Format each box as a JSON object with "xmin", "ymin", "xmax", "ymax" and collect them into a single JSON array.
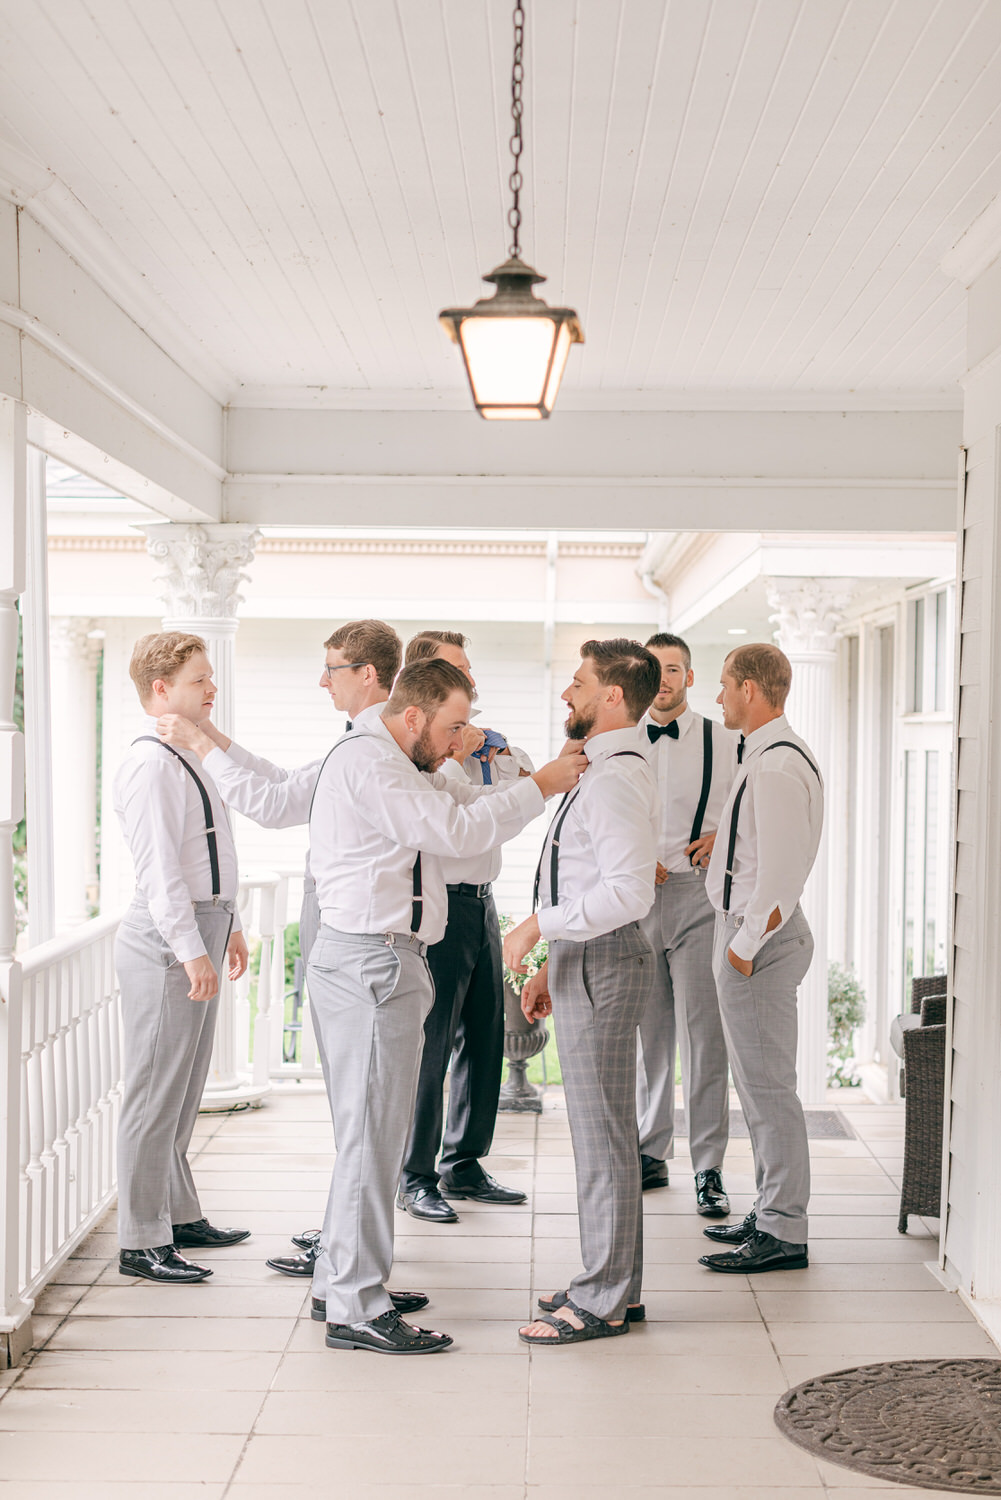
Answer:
[
  {"xmin": 765, "ymin": 577, "xmax": 854, "ymax": 657},
  {"xmin": 138, "ymin": 523, "xmax": 260, "ymax": 621}
]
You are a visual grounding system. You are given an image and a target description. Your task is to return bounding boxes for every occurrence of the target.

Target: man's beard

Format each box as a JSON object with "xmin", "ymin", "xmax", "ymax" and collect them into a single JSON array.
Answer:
[
  {"xmin": 655, "ymin": 686, "xmax": 686, "ymax": 714},
  {"xmin": 564, "ymin": 707, "xmax": 597, "ymax": 740},
  {"xmin": 410, "ymin": 725, "xmax": 442, "ymax": 774}
]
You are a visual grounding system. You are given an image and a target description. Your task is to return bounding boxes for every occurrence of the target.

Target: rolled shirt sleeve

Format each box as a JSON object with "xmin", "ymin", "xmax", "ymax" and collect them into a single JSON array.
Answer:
[{"xmin": 727, "ymin": 767, "xmax": 813, "ymax": 963}]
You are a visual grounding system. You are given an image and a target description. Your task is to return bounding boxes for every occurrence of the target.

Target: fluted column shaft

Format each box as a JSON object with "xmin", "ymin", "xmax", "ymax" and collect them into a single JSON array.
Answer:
[{"xmin": 767, "ymin": 578, "xmax": 852, "ymax": 1106}]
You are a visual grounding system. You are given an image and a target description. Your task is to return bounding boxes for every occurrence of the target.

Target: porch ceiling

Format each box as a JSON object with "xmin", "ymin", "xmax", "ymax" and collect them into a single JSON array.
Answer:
[{"xmin": 1, "ymin": 0, "xmax": 999, "ymax": 406}]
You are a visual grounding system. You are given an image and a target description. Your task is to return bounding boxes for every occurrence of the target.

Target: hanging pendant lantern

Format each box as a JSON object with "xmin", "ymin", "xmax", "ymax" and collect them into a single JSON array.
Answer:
[{"xmin": 439, "ymin": 3, "xmax": 583, "ymax": 419}]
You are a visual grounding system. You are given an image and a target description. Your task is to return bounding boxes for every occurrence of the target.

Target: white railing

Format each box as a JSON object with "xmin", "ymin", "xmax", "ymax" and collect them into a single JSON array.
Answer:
[
  {"xmin": 0, "ymin": 871, "xmax": 320, "ymax": 1356},
  {"xmin": 1, "ymin": 911, "xmax": 124, "ymax": 1344},
  {"xmin": 228, "ymin": 870, "xmax": 323, "ymax": 1092}
]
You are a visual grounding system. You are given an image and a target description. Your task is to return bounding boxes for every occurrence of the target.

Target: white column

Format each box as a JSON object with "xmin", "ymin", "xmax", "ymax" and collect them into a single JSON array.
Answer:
[
  {"xmin": 49, "ymin": 619, "xmax": 101, "ymax": 931},
  {"xmin": 139, "ymin": 524, "xmax": 259, "ymax": 740},
  {"xmin": 140, "ymin": 523, "xmax": 265, "ymax": 1109},
  {"xmin": 0, "ymin": 397, "xmax": 32, "ymax": 1366},
  {"xmin": 766, "ymin": 577, "xmax": 852, "ymax": 1105},
  {"xmin": 22, "ymin": 449, "xmax": 55, "ymax": 946}
]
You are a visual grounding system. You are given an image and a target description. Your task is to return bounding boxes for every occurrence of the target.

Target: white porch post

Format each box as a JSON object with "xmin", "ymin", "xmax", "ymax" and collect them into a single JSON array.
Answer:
[
  {"xmin": 0, "ymin": 397, "xmax": 32, "ymax": 1366},
  {"xmin": 49, "ymin": 619, "xmax": 101, "ymax": 931},
  {"xmin": 140, "ymin": 523, "xmax": 266, "ymax": 1108},
  {"xmin": 22, "ymin": 449, "xmax": 55, "ymax": 946},
  {"xmin": 766, "ymin": 578, "xmax": 852, "ymax": 1106}
]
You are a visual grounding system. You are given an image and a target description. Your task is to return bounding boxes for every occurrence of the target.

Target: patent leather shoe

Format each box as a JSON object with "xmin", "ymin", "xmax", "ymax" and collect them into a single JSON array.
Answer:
[
  {"xmin": 641, "ymin": 1154, "xmax": 669, "ymax": 1190},
  {"xmin": 694, "ymin": 1167, "xmax": 730, "ymax": 1218},
  {"xmin": 702, "ymin": 1209, "xmax": 756, "ymax": 1244},
  {"xmin": 266, "ymin": 1247, "xmax": 317, "ymax": 1277},
  {"xmin": 396, "ymin": 1185, "xmax": 459, "ymax": 1223},
  {"xmin": 699, "ymin": 1228, "xmax": 808, "ymax": 1274},
  {"xmin": 440, "ymin": 1172, "xmax": 526, "ymax": 1205},
  {"xmin": 311, "ymin": 1290, "xmax": 429, "ymax": 1320},
  {"xmin": 325, "ymin": 1308, "xmax": 452, "ymax": 1354},
  {"xmin": 171, "ymin": 1218, "xmax": 251, "ymax": 1248},
  {"xmin": 291, "ymin": 1228, "xmax": 320, "ymax": 1250},
  {"xmin": 119, "ymin": 1245, "xmax": 212, "ymax": 1283}
]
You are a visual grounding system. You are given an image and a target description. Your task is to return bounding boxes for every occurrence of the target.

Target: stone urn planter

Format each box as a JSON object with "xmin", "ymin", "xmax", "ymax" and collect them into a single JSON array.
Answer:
[{"xmin": 497, "ymin": 981, "xmax": 549, "ymax": 1114}]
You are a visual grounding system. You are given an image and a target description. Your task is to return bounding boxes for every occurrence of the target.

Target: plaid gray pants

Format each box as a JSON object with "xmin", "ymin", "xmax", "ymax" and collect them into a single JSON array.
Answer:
[{"xmin": 549, "ymin": 922, "xmax": 656, "ymax": 1321}]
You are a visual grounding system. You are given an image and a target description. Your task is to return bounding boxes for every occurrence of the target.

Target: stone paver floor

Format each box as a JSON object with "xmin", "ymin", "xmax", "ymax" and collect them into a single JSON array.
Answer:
[{"xmin": 0, "ymin": 1087, "xmax": 992, "ymax": 1498}]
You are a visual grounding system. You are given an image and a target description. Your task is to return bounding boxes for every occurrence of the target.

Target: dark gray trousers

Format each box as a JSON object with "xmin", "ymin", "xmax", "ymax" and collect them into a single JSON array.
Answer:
[
  {"xmin": 115, "ymin": 897, "xmax": 233, "ymax": 1249},
  {"xmin": 549, "ymin": 922, "xmax": 656, "ymax": 1321}
]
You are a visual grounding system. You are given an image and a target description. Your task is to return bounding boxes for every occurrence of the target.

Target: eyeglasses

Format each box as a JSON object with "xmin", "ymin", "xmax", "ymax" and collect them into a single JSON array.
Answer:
[{"xmin": 322, "ymin": 662, "xmax": 364, "ymax": 681}]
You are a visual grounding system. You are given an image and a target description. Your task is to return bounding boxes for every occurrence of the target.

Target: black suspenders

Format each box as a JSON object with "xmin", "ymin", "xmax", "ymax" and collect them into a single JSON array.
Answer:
[
  {"xmin": 722, "ymin": 740, "xmax": 820, "ymax": 913},
  {"xmin": 309, "ymin": 732, "xmax": 423, "ymax": 934},
  {"xmin": 688, "ymin": 717, "xmax": 714, "ymax": 853},
  {"xmin": 532, "ymin": 750, "xmax": 647, "ymax": 913},
  {"xmin": 133, "ymin": 737, "xmax": 221, "ymax": 896}
]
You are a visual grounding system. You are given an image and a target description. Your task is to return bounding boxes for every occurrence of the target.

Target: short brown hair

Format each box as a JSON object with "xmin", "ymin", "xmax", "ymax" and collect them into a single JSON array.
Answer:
[
  {"xmin": 324, "ymin": 619, "xmax": 402, "ymax": 691},
  {"xmin": 725, "ymin": 643, "xmax": 792, "ymax": 709},
  {"xmin": 405, "ymin": 630, "xmax": 469, "ymax": 666},
  {"xmin": 581, "ymin": 638, "xmax": 662, "ymax": 723},
  {"xmin": 384, "ymin": 658, "xmax": 472, "ymax": 719},
  {"xmin": 646, "ymin": 632, "xmax": 692, "ymax": 672},
  {"xmin": 129, "ymin": 631, "xmax": 207, "ymax": 703}
]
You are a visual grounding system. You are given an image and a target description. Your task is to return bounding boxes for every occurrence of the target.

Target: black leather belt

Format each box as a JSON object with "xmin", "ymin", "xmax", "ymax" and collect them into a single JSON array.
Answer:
[{"xmin": 446, "ymin": 882, "xmax": 492, "ymax": 899}]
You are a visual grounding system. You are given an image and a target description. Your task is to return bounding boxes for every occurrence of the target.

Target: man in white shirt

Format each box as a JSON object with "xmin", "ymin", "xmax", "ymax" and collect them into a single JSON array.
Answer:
[
  {"xmin": 398, "ymin": 631, "xmax": 534, "ymax": 1223},
  {"xmin": 307, "ymin": 658, "xmax": 585, "ymax": 1353},
  {"xmin": 503, "ymin": 640, "xmax": 660, "ymax": 1346},
  {"xmin": 157, "ymin": 619, "xmax": 402, "ymax": 1281},
  {"xmin": 113, "ymin": 633, "xmax": 250, "ymax": 1284},
  {"xmin": 637, "ymin": 633, "xmax": 738, "ymax": 1216},
  {"xmin": 700, "ymin": 643, "xmax": 824, "ymax": 1275}
]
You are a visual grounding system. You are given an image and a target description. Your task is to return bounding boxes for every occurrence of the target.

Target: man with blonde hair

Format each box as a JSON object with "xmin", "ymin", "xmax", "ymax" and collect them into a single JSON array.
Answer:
[
  {"xmin": 700, "ymin": 642, "xmax": 824, "ymax": 1275},
  {"xmin": 113, "ymin": 632, "xmax": 250, "ymax": 1284}
]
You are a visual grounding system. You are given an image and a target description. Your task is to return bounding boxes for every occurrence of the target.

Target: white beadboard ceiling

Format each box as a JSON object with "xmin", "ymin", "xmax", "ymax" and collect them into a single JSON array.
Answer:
[{"xmin": 1, "ymin": 0, "xmax": 999, "ymax": 403}]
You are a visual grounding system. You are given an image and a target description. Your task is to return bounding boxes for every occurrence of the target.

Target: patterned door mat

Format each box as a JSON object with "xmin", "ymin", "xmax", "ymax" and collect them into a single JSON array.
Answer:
[
  {"xmin": 775, "ymin": 1360, "xmax": 1001, "ymax": 1493},
  {"xmin": 675, "ymin": 1107, "xmax": 854, "ymax": 1140}
]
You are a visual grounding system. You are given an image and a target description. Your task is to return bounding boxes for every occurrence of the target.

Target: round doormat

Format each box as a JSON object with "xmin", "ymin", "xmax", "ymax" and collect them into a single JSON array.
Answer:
[{"xmin": 775, "ymin": 1360, "xmax": 1001, "ymax": 1493}]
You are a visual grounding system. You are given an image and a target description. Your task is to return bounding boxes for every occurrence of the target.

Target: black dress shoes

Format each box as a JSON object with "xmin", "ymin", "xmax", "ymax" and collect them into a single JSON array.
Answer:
[
  {"xmin": 171, "ymin": 1218, "xmax": 251, "ymax": 1248},
  {"xmin": 396, "ymin": 1185, "xmax": 459, "ymax": 1223},
  {"xmin": 325, "ymin": 1308, "xmax": 453, "ymax": 1354},
  {"xmin": 120, "ymin": 1245, "xmax": 212, "ymax": 1283},
  {"xmin": 699, "ymin": 1228, "xmax": 808, "ymax": 1274},
  {"xmin": 440, "ymin": 1172, "xmax": 527, "ymax": 1205},
  {"xmin": 703, "ymin": 1209, "xmax": 756, "ymax": 1245},
  {"xmin": 291, "ymin": 1229, "xmax": 321, "ymax": 1250},
  {"xmin": 311, "ymin": 1290, "xmax": 429, "ymax": 1320},
  {"xmin": 641, "ymin": 1154, "xmax": 669, "ymax": 1190},
  {"xmin": 266, "ymin": 1248, "xmax": 317, "ymax": 1277},
  {"xmin": 694, "ymin": 1167, "xmax": 730, "ymax": 1218}
]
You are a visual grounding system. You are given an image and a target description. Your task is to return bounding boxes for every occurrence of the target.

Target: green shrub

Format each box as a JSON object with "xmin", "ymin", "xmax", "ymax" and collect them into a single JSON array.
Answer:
[{"xmin": 828, "ymin": 962, "xmax": 866, "ymax": 1088}]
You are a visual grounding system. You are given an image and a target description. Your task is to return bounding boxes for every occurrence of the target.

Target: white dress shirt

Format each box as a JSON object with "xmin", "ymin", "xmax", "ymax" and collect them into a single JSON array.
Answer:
[
  {"xmin": 641, "ymin": 706, "xmax": 739, "ymax": 871},
  {"xmin": 200, "ymin": 701, "xmax": 385, "ymax": 828},
  {"xmin": 436, "ymin": 741, "xmax": 535, "ymax": 885},
  {"xmin": 113, "ymin": 716, "xmax": 242, "ymax": 963},
  {"xmin": 310, "ymin": 716, "xmax": 545, "ymax": 944},
  {"xmin": 705, "ymin": 714, "xmax": 824, "ymax": 963},
  {"xmin": 536, "ymin": 725, "xmax": 658, "ymax": 943}
]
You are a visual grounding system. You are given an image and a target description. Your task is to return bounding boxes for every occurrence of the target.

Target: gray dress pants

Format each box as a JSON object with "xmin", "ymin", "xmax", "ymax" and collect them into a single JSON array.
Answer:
[
  {"xmin": 637, "ymin": 870, "xmax": 730, "ymax": 1171},
  {"xmin": 308, "ymin": 928, "xmax": 434, "ymax": 1326},
  {"xmin": 712, "ymin": 905, "xmax": 813, "ymax": 1245},
  {"xmin": 115, "ymin": 897, "xmax": 233, "ymax": 1249},
  {"xmin": 549, "ymin": 922, "xmax": 656, "ymax": 1322}
]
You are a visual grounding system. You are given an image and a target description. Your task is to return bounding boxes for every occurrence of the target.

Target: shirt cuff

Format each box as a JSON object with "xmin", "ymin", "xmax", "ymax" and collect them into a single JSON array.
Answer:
[
  {"xmin": 169, "ymin": 929, "xmax": 210, "ymax": 963},
  {"xmin": 728, "ymin": 924, "xmax": 763, "ymax": 963},
  {"xmin": 537, "ymin": 905, "xmax": 567, "ymax": 942},
  {"xmin": 512, "ymin": 775, "xmax": 545, "ymax": 817},
  {"xmin": 203, "ymin": 746, "xmax": 236, "ymax": 778}
]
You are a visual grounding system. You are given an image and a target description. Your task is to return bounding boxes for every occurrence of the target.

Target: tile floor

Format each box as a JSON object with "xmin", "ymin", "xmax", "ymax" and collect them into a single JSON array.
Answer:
[{"xmin": 0, "ymin": 1087, "xmax": 992, "ymax": 1498}]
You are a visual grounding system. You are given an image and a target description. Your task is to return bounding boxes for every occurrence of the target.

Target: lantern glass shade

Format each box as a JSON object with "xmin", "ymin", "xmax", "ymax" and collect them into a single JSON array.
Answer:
[{"xmin": 440, "ymin": 257, "xmax": 583, "ymax": 420}]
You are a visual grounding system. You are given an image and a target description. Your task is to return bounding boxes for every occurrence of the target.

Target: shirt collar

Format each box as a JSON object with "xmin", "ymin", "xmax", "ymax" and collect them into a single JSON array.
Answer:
[
  {"xmin": 742, "ymin": 713, "xmax": 789, "ymax": 760},
  {"xmin": 352, "ymin": 701, "xmax": 386, "ymax": 729},
  {"xmin": 584, "ymin": 724, "xmax": 647, "ymax": 763}
]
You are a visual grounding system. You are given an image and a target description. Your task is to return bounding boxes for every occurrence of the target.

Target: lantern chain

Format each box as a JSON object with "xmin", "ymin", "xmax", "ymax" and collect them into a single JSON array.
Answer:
[{"xmin": 508, "ymin": 2, "xmax": 525, "ymax": 259}]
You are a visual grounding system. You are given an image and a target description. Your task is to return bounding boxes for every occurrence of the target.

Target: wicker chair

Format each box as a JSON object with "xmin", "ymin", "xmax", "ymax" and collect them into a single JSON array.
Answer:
[{"xmin": 896, "ymin": 974, "xmax": 948, "ymax": 1234}]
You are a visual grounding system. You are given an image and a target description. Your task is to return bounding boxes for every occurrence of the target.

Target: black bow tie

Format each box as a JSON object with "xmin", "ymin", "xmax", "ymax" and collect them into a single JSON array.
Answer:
[
  {"xmin": 647, "ymin": 721, "xmax": 680, "ymax": 743},
  {"xmin": 737, "ymin": 734, "xmax": 746, "ymax": 764}
]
